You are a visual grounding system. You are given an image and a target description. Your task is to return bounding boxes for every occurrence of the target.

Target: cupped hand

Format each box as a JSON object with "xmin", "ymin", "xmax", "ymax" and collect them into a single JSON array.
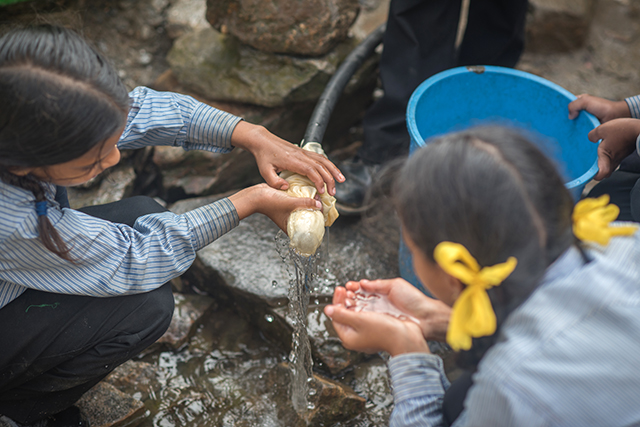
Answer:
[
  {"xmin": 568, "ymin": 94, "xmax": 630, "ymax": 122},
  {"xmin": 587, "ymin": 118, "xmax": 640, "ymax": 180},
  {"xmin": 230, "ymin": 122, "xmax": 344, "ymax": 196},
  {"xmin": 228, "ymin": 183, "xmax": 322, "ymax": 232},
  {"xmin": 344, "ymin": 278, "xmax": 451, "ymax": 342},
  {"xmin": 325, "ymin": 287, "xmax": 430, "ymax": 356}
]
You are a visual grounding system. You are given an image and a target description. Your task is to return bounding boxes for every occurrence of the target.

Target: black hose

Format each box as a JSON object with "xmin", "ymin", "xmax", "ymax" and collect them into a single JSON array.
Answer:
[{"xmin": 302, "ymin": 23, "xmax": 386, "ymax": 147}]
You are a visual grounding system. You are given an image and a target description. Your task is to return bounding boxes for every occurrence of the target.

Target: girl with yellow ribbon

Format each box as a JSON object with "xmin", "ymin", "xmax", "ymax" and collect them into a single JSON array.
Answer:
[{"xmin": 325, "ymin": 125, "xmax": 640, "ymax": 427}]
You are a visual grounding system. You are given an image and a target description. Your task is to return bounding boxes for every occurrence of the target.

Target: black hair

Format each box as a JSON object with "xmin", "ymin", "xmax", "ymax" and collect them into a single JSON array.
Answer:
[
  {"xmin": 393, "ymin": 126, "xmax": 575, "ymax": 368},
  {"xmin": 0, "ymin": 25, "xmax": 130, "ymax": 261}
]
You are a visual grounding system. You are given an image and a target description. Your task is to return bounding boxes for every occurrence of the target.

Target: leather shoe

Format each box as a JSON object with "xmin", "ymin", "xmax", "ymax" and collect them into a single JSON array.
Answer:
[{"xmin": 334, "ymin": 158, "xmax": 379, "ymax": 215}]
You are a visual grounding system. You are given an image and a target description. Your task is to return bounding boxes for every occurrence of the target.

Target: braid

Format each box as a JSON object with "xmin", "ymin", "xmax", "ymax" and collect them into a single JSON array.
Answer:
[{"xmin": 0, "ymin": 170, "xmax": 75, "ymax": 262}]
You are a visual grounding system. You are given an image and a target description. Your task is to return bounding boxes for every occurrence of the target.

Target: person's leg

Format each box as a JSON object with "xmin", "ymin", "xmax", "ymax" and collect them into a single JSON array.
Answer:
[
  {"xmin": 0, "ymin": 196, "xmax": 172, "ymax": 423},
  {"xmin": 77, "ymin": 195, "xmax": 167, "ymax": 226},
  {"xmin": 0, "ymin": 284, "xmax": 174, "ymax": 423},
  {"xmin": 456, "ymin": 0, "xmax": 528, "ymax": 68},
  {"xmin": 358, "ymin": 0, "xmax": 462, "ymax": 165}
]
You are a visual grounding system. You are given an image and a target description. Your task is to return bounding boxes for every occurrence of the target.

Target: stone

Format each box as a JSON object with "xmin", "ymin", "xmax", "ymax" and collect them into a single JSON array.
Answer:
[
  {"xmin": 166, "ymin": 26, "xmax": 367, "ymax": 107},
  {"xmin": 67, "ymin": 166, "xmax": 136, "ymax": 209},
  {"xmin": 151, "ymin": 292, "xmax": 217, "ymax": 351},
  {"xmin": 205, "ymin": 0, "xmax": 360, "ymax": 56},
  {"xmin": 104, "ymin": 360, "xmax": 166, "ymax": 403},
  {"xmin": 525, "ymin": 0, "xmax": 596, "ymax": 53},
  {"xmin": 153, "ymin": 145, "xmax": 262, "ymax": 203},
  {"xmin": 166, "ymin": 0, "xmax": 210, "ymax": 39},
  {"xmin": 76, "ymin": 382, "xmax": 148, "ymax": 427}
]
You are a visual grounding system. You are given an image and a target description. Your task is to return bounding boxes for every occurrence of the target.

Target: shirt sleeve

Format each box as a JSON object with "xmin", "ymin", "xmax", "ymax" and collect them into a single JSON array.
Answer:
[
  {"xmin": 388, "ymin": 353, "xmax": 450, "ymax": 427},
  {"xmin": 624, "ymin": 95, "xmax": 640, "ymax": 119},
  {"xmin": 0, "ymin": 198, "xmax": 238, "ymax": 303},
  {"xmin": 119, "ymin": 86, "xmax": 243, "ymax": 152}
]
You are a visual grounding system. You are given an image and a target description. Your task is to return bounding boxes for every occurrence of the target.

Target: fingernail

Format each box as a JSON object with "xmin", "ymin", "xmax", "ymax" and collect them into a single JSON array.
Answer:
[
  {"xmin": 339, "ymin": 173, "xmax": 345, "ymax": 181},
  {"xmin": 315, "ymin": 200, "xmax": 322, "ymax": 209},
  {"xmin": 324, "ymin": 305, "xmax": 334, "ymax": 317}
]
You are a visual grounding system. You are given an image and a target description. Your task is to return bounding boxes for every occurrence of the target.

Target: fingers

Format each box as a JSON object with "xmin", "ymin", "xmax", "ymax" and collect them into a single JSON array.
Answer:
[
  {"xmin": 333, "ymin": 286, "xmax": 347, "ymax": 305},
  {"xmin": 261, "ymin": 167, "xmax": 290, "ymax": 191},
  {"xmin": 568, "ymin": 94, "xmax": 589, "ymax": 120}
]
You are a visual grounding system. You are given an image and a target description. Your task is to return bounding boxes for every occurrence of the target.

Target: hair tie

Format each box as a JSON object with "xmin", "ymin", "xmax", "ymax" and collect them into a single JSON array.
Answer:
[
  {"xmin": 572, "ymin": 195, "xmax": 637, "ymax": 246},
  {"xmin": 434, "ymin": 242, "xmax": 517, "ymax": 351},
  {"xmin": 35, "ymin": 201, "xmax": 48, "ymax": 217}
]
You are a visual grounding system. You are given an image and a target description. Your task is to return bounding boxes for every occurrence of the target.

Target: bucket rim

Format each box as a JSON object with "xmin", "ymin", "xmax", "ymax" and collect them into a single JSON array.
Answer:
[{"xmin": 406, "ymin": 65, "xmax": 600, "ymax": 191}]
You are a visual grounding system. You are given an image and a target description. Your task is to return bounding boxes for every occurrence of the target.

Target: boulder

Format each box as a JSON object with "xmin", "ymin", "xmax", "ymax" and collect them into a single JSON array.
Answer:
[
  {"xmin": 166, "ymin": 26, "xmax": 369, "ymax": 108},
  {"xmin": 205, "ymin": 0, "xmax": 359, "ymax": 56},
  {"xmin": 76, "ymin": 382, "xmax": 148, "ymax": 427}
]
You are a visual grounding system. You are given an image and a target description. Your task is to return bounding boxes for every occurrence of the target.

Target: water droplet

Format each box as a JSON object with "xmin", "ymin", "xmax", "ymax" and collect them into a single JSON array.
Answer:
[
  {"xmin": 307, "ymin": 403, "xmax": 316, "ymax": 410},
  {"xmin": 264, "ymin": 314, "xmax": 274, "ymax": 323},
  {"xmin": 307, "ymin": 376, "xmax": 314, "ymax": 383},
  {"xmin": 308, "ymin": 388, "xmax": 317, "ymax": 396},
  {"xmin": 272, "ymin": 280, "xmax": 278, "ymax": 287},
  {"xmin": 314, "ymin": 299, "xmax": 319, "ymax": 305}
]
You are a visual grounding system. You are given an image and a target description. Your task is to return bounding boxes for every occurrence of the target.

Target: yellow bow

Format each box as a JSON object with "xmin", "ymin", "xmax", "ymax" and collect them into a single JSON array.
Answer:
[
  {"xmin": 434, "ymin": 242, "xmax": 517, "ymax": 351},
  {"xmin": 572, "ymin": 195, "xmax": 637, "ymax": 246}
]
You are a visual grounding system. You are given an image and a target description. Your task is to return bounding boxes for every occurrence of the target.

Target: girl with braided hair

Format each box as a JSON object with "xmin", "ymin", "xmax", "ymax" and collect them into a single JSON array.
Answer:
[
  {"xmin": 325, "ymin": 126, "xmax": 640, "ymax": 426},
  {"xmin": 0, "ymin": 25, "xmax": 343, "ymax": 426}
]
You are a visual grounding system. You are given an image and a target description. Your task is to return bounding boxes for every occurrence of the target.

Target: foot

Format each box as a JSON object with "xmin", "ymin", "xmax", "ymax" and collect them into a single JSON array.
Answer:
[{"xmin": 333, "ymin": 158, "xmax": 380, "ymax": 215}]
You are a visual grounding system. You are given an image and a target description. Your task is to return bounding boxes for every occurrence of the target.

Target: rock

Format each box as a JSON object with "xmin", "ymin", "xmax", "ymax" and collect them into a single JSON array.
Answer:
[
  {"xmin": 150, "ymin": 292, "xmax": 217, "ymax": 351},
  {"xmin": 205, "ymin": 0, "xmax": 360, "ymax": 56},
  {"xmin": 263, "ymin": 363, "xmax": 366, "ymax": 426},
  {"xmin": 104, "ymin": 360, "xmax": 166, "ymax": 403},
  {"xmin": 67, "ymin": 166, "xmax": 136, "ymax": 209},
  {"xmin": 76, "ymin": 382, "xmax": 148, "ymax": 427},
  {"xmin": 166, "ymin": 0, "xmax": 210, "ymax": 39},
  {"xmin": 525, "ymin": 0, "xmax": 596, "ymax": 53},
  {"xmin": 166, "ymin": 26, "xmax": 368, "ymax": 107},
  {"xmin": 152, "ymin": 146, "xmax": 262, "ymax": 203}
]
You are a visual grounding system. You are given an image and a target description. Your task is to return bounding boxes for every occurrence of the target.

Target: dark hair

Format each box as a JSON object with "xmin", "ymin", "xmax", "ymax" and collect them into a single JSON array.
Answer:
[
  {"xmin": 0, "ymin": 25, "xmax": 130, "ymax": 261},
  {"xmin": 393, "ymin": 126, "xmax": 575, "ymax": 368}
]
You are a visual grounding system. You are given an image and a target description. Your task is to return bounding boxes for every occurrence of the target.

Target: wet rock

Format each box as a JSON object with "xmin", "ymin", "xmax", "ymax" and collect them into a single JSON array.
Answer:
[
  {"xmin": 150, "ymin": 292, "xmax": 217, "ymax": 351},
  {"xmin": 166, "ymin": 0, "xmax": 210, "ymax": 39},
  {"xmin": 265, "ymin": 363, "xmax": 366, "ymax": 426},
  {"xmin": 526, "ymin": 0, "xmax": 596, "ymax": 53},
  {"xmin": 166, "ymin": 26, "xmax": 367, "ymax": 107},
  {"xmin": 67, "ymin": 166, "xmax": 136, "ymax": 209},
  {"xmin": 76, "ymin": 382, "xmax": 148, "ymax": 427},
  {"xmin": 205, "ymin": 0, "xmax": 359, "ymax": 56},
  {"xmin": 105, "ymin": 360, "xmax": 166, "ymax": 403}
]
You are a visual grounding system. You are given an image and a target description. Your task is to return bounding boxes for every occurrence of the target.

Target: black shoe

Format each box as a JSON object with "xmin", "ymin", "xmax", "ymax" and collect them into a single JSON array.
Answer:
[{"xmin": 334, "ymin": 158, "xmax": 380, "ymax": 215}]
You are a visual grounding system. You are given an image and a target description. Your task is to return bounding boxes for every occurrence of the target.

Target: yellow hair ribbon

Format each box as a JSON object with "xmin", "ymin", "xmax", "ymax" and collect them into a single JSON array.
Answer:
[
  {"xmin": 572, "ymin": 195, "xmax": 637, "ymax": 246},
  {"xmin": 434, "ymin": 242, "xmax": 517, "ymax": 351}
]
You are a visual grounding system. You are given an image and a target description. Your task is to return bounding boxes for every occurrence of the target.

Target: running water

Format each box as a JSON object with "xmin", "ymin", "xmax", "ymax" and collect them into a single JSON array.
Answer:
[{"xmin": 275, "ymin": 229, "xmax": 328, "ymax": 416}]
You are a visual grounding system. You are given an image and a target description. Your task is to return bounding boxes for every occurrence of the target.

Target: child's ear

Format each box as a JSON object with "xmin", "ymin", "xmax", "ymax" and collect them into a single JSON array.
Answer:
[
  {"xmin": 7, "ymin": 167, "xmax": 34, "ymax": 177},
  {"xmin": 448, "ymin": 275, "xmax": 465, "ymax": 302}
]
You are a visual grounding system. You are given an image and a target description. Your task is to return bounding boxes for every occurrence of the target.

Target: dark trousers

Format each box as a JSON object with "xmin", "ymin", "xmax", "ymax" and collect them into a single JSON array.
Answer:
[
  {"xmin": 359, "ymin": 0, "xmax": 529, "ymax": 164},
  {"xmin": 586, "ymin": 152, "xmax": 640, "ymax": 222},
  {"xmin": 0, "ymin": 196, "xmax": 173, "ymax": 424}
]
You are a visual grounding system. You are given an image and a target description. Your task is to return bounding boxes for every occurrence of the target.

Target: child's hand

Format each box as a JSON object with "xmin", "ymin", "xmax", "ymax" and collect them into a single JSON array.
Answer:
[
  {"xmin": 588, "ymin": 118, "xmax": 640, "ymax": 180},
  {"xmin": 228, "ymin": 183, "xmax": 322, "ymax": 232},
  {"xmin": 568, "ymin": 94, "xmax": 630, "ymax": 123},
  {"xmin": 325, "ymin": 286, "xmax": 430, "ymax": 356},
  {"xmin": 345, "ymin": 278, "xmax": 451, "ymax": 342},
  {"xmin": 230, "ymin": 122, "xmax": 345, "ymax": 196}
]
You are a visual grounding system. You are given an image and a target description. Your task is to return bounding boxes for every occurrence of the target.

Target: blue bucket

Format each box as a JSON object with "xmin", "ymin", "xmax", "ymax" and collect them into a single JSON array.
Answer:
[{"xmin": 399, "ymin": 65, "xmax": 600, "ymax": 294}]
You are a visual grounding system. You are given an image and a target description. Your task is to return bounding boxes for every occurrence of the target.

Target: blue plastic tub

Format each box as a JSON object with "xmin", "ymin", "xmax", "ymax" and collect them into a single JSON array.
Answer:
[{"xmin": 399, "ymin": 65, "xmax": 600, "ymax": 294}]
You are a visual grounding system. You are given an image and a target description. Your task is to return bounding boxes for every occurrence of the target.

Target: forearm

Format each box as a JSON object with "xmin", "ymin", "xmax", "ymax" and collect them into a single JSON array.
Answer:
[
  {"xmin": 119, "ymin": 86, "xmax": 241, "ymax": 152},
  {"xmin": 420, "ymin": 299, "xmax": 451, "ymax": 342}
]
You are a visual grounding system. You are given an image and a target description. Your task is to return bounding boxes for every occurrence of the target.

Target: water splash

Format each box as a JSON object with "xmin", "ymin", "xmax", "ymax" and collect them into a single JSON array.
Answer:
[{"xmin": 275, "ymin": 230, "xmax": 323, "ymax": 415}]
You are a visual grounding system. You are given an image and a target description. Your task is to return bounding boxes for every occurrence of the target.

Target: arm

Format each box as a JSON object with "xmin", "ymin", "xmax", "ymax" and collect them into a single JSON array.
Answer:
[
  {"xmin": 0, "ymin": 183, "xmax": 319, "ymax": 305},
  {"xmin": 120, "ymin": 87, "xmax": 344, "ymax": 195},
  {"xmin": 567, "ymin": 94, "xmax": 631, "ymax": 122}
]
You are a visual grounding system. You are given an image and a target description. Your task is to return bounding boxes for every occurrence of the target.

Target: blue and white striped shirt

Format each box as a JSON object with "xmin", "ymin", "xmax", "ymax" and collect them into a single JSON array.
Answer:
[
  {"xmin": 388, "ymin": 227, "xmax": 640, "ymax": 426},
  {"xmin": 0, "ymin": 87, "xmax": 243, "ymax": 309},
  {"xmin": 624, "ymin": 95, "xmax": 640, "ymax": 154}
]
